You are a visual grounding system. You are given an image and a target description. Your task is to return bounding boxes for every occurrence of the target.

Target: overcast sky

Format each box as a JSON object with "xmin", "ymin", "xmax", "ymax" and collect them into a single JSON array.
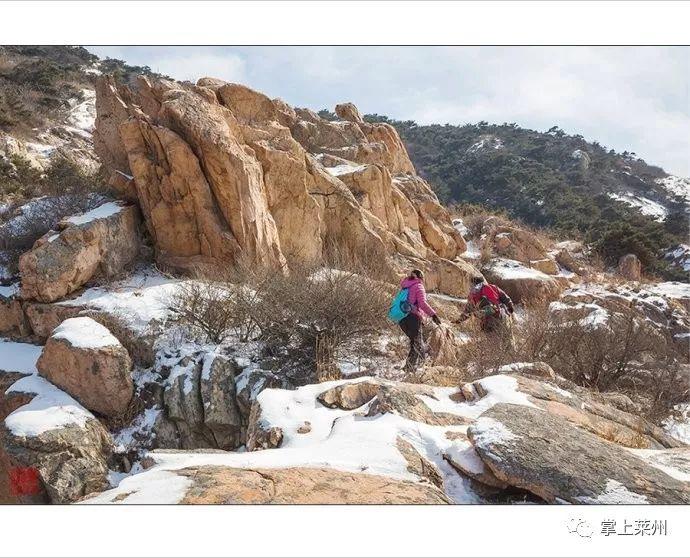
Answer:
[{"xmin": 88, "ymin": 46, "xmax": 689, "ymax": 176}]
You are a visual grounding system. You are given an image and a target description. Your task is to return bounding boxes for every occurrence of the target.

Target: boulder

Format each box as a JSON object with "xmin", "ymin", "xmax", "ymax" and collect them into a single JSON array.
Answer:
[
  {"xmin": 19, "ymin": 202, "xmax": 140, "ymax": 302},
  {"xmin": 36, "ymin": 317, "xmax": 133, "ymax": 418},
  {"xmin": 366, "ymin": 383, "xmax": 469, "ymax": 427},
  {"xmin": 482, "ymin": 258, "xmax": 562, "ymax": 303},
  {"xmin": 618, "ymin": 253, "xmax": 642, "ymax": 281},
  {"xmin": 22, "ymin": 302, "xmax": 82, "ymax": 340},
  {"xmin": 317, "ymin": 381, "xmax": 379, "ymax": 410},
  {"xmin": 555, "ymin": 247, "xmax": 587, "ymax": 275},
  {"xmin": 427, "ymin": 323, "xmax": 467, "ymax": 367},
  {"xmin": 460, "ymin": 373, "xmax": 681, "ymax": 450},
  {"xmin": 529, "ymin": 258, "xmax": 559, "ymax": 275},
  {"xmin": 396, "ymin": 437, "xmax": 444, "ymax": 488},
  {"xmin": 0, "ymin": 296, "xmax": 30, "ymax": 338},
  {"xmin": 444, "ymin": 441, "xmax": 509, "ymax": 489},
  {"xmin": 234, "ymin": 367, "xmax": 292, "ymax": 423},
  {"xmin": 483, "ymin": 224, "xmax": 549, "ymax": 264},
  {"xmin": 174, "ymin": 465, "xmax": 451, "ymax": 504},
  {"xmin": 1, "ymin": 371, "xmax": 112, "ymax": 503},
  {"xmin": 468, "ymin": 403, "xmax": 690, "ymax": 504},
  {"xmin": 245, "ymin": 401, "xmax": 284, "ymax": 451}
]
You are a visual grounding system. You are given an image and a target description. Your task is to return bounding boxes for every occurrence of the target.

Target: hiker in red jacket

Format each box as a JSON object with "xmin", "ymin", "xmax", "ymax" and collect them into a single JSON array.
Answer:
[
  {"xmin": 458, "ymin": 276, "xmax": 514, "ymax": 333},
  {"xmin": 399, "ymin": 269, "xmax": 441, "ymax": 373}
]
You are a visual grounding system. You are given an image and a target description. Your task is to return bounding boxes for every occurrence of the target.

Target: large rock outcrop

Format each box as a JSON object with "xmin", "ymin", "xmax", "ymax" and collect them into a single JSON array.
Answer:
[
  {"xmin": 93, "ymin": 75, "xmax": 476, "ymax": 295},
  {"xmin": 36, "ymin": 317, "xmax": 133, "ymax": 418},
  {"xmin": 19, "ymin": 201, "xmax": 140, "ymax": 302}
]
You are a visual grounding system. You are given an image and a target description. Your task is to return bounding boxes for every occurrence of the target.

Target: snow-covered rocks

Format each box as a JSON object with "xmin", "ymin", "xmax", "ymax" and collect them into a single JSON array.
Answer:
[
  {"xmin": 0, "ymin": 339, "xmax": 112, "ymax": 503},
  {"xmin": 664, "ymin": 244, "xmax": 690, "ymax": 274},
  {"xmin": 553, "ymin": 282, "xmax": 690, "ymax": 340},
  {"xmin": 482, "ymin": 258, "xmax": 563, "ymax": 303},
  {"xmin": 467, "ymin": 403, "xmax": 690, "ymax": 504},
  {"xmin": 647, "ymin": 281, "xmax": 690, "ymax": 313},
  {"xmin": 157, "ymin": 349, "xmax": 243, "ymax": 451},
  {"xmin": 36, "ymin": 317, "xmax": 133, "ymax": 418},
  {"xmin": 19, "ymin": 201, "xmax": 141, "ymax": 302}
]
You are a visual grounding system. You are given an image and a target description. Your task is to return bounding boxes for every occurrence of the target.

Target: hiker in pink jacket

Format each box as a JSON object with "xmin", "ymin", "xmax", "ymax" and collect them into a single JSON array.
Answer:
[{"xmin": 399, "ymin": 269, "xmax": 441, "ymax": 373}]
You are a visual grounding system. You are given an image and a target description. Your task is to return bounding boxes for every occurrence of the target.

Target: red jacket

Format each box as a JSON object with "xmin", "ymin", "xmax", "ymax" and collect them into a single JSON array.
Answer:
[{"xmin": 465, "ymin": 283, "xmax": 514, "ymax": 316}]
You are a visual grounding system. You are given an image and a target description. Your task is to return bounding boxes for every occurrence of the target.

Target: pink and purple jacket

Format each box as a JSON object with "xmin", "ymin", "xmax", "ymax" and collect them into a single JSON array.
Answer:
[{"xmin": 400, "ymin": 277, "xmax": 437, "ymax": 318}]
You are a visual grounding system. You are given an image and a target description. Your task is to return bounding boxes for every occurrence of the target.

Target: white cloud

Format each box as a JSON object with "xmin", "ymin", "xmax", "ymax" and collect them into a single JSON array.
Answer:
[{"xmin": 87, "ymin": 46, "xmax": 690, "ymax": 176}]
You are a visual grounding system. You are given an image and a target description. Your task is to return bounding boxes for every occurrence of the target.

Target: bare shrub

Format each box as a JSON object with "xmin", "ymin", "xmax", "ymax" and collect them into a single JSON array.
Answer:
[
  {"xmin": 469, "ymin": 299, "xmax": 690, "ymax": 423},
  {"xmin": 166, "ymin": 280, "xmax": 240, "ymax": 344},
  {"xmin": 246, "ymin": 265, "xmax": 390, "ymax": 383}
]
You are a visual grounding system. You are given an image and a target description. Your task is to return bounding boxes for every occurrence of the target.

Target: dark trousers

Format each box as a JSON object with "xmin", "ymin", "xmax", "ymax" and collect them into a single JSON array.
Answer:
[{"xmin": 399, "ymin": 313, "xmax": 426, "ymax": 372}]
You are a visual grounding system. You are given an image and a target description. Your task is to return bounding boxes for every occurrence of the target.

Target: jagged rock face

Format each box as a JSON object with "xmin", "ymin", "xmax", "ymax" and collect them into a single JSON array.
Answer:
[
  {"xmin": 156, "ymin": 350, "xmax": 243, "ymax": 451},
  {"xmin": 468, "ymin": 403, "xmax": 690, "ymax": 504},
  {"xmin": 19, "ymin": 203, "xmax": 141, "ymax": 303},
  {"xmin": 93, "ymin": 75, "xmax": 475, "ymax": 294},
  {"xmin": 36, "ymin": 318, "xmax": 134, "ymax": 418},
  {"xmin": 174, "ymin": 465, "xmax": 451, "ymax": 504}
]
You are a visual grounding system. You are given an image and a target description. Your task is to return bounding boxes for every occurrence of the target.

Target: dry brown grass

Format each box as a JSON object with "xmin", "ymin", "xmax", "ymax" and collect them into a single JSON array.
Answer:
[{"xmin": 459, "ymin": 297, "xmax": 689, "ymax": 423}]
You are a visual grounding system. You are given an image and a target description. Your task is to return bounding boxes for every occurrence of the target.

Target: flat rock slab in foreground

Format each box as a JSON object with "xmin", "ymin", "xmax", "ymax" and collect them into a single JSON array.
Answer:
[
  {"xmin": 176, "ymin": 466, "xmax": 451, "ymax": 504},
  {"xmin": 468, "ymin": 403, "xmax": 690, "ymax": 504}
]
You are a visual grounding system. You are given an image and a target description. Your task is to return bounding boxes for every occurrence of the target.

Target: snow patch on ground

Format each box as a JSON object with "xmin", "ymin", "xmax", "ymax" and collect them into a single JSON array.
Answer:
[
  {"xmin": 114, "ymin": 407, "xmax": 162, "ymax": 451},
  {"xmin": 444, "ymin": 442, "xmax": 485, "ymax": 475},
  {"xmin": 0, "ymin": 339, "xmax": 42, "ymax": 374},
  {"xmin": 0, "ymin": 283, "xmax": 19, "ymax": 298},
  {"xmin": 85, "ymin": 374, "xmax": 544, "ymax": 504},
  {"xmin": 461, "ymin": 240, "xmax": 481, "ymax": 259},
  {"xmin": 646, "ymin": 281, "xmax": 690, "ymax": 301},
  {"xmin": 65, "ymin": 89, "xmax": 96, "ymax": 134},
  {"xmin": 57, "ymin": 270, "xmax": 184, "ymax": 333},
  {"xmin": 657, "ymin": 175, "xmax": 690, "ymax": 202},
  {"xmin": 452, "ymin": 218, "xmax": 468, "ymax": 237},
  {"xmin": 608, "ymin": 192, "xmax": 668, "ymax": 221},
  {"xmin": 628, "ymin": 448, "xmax": 690, "ymax": 483},
  {"xmin": 82, "ymin": 469, "xmax": 193, "ymax": 505},
  {"xmin": 52, "ymin": 317, "xmax": 121, "ymax": 349},
  {"xmin": 664, "ymin": 245, "xmax": 690, "ymax": 272}
]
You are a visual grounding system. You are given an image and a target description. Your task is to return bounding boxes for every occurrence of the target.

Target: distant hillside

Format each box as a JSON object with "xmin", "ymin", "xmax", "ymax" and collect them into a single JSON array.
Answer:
[
  {"xmin": 0, "ymin": 46, "xmax": 163, "ymax": 138},
  {"xmin": 358, "ymin": 114, "xmax": 689, "ymax": 280}
]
